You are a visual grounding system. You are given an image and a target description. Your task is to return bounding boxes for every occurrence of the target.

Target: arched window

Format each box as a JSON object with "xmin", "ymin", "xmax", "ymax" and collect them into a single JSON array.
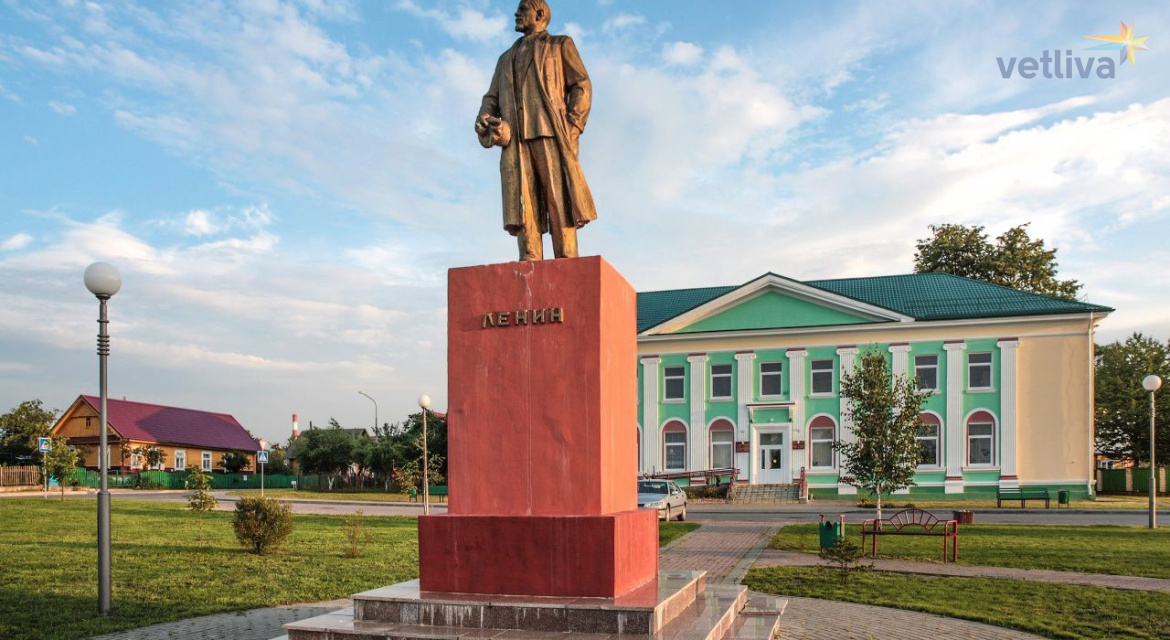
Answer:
[
  {"xmin": 917, "ymin": 413, "xmax": 941, "ymax": 467},
  {"xmin": 709, "ymin": 419, "xmax": 734, "ymax": 470},
  {"xmin": 808, "ymin": 415, "xmax": 836, "ymax": 469},
  {"xmin": 966, "ymin": 410, "xmax": 996, "ymax": 466},
  {"xmin": 662, "ymin": 421, "xmax": 687, "ymax": 471}
]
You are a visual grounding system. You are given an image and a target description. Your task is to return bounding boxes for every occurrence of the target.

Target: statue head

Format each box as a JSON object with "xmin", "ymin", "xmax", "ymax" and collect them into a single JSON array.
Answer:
[{"xmin": 514, "ymin": 0, "xmax": 551, "ymax": 35}]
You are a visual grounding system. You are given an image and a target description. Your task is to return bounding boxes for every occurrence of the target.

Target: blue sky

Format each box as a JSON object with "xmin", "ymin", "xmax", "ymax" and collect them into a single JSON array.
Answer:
[{"xmin": 1, "ymin": 1, "xmax": 1167, "ymax": 444}]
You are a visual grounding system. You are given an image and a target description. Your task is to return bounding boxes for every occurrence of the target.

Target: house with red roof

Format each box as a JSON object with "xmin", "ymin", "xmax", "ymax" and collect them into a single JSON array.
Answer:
[{"xmin": 50, "ymin": 395, "xmax": 260, "ymax": 473}]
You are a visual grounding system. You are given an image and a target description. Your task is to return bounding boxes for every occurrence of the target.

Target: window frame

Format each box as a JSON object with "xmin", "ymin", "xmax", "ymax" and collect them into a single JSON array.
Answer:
[
  {"xmin": 914, "ymin": 354, "xmax": 939, "ymax": 392},
  {"xmin": 968, "ymin": 352, "xmax": 993, "ymax": 390},
  {"xmin": 808, "ymin": 421, "xmax": 835, "ymax": 469},
  {"xmin": 662, "ymin": 424, "xmax": 687, "ymax": 472},
  {"xmin": 810, "ymin": 359, "xmax": 835, "ymax": 396},
  {"xmin": 759, "ymin": 361, "xmax": 784, "ymax": 398},
  {"xmin": 967, "ymin": 421, "xmax": 995, "ymax": 466},
  {"xmin": 709, "ymin": 424, "xmax": 735, "ymax": 470},
  {"xmin": 201, "ymin": 451, "xmax": 213, "ymax": 472},
  {"xmin": 175, "ymin": 449, "xmax": 187, "ymax": 471},
  {"xmin": 663, "ymin": 365, "xmax": 686, "ymax": 402},
  {"xmin": 709, "ymin": 363, "xmax": 733, "ymax": 400},
  {"xmin": 916, "ymin": 419, "xmax": 941, "ymax": 467}
]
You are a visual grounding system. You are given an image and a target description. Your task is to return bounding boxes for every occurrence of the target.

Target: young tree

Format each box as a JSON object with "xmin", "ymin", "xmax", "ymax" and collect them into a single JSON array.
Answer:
[
  {"xmin": 132, "ymin": 445, "xmax": 165, "ymax": 470},
  {"xmin": 914, "ymin": 223, "xmax": 1082, "ymax": 300},
  {"xmin": 835, "ymin": 350, "xmax": 931, "ymax": 521},
  {"xmin": 219, "ymin": 450, "xmax": 252, "ymax": 473},
  {"xmin": 297, "ymin": 420, "xmax": 355, "ymax": 490},
  {"xmin": 42, "ymin": 434, "xmax": 84, "ymax": 501},
  {"xmin": 1096, "ymin": 333, "xmax": 1170, "ymax": 465},
  {"xmin": 0, "ymin": 400, "xmax": 57, "ymax": 465}
]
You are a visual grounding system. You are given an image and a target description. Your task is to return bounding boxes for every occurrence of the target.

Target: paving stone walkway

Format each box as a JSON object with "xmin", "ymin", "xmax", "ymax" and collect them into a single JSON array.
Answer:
[
  {"xmin": 755, "ymin": 548, "xmax": 1170, "ymax": 593},
  {"xmin": 660, "ymin": 520, "xmax": 779, "ymax": 583},
  {"xmin": 777, "ymin": 597, "xmax": 1044, "ymax": 640}
]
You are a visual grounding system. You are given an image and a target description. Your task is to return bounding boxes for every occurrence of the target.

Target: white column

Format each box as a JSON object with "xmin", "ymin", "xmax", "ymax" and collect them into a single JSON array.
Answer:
[
  {"xmin": 687, "ymin": 354, "xmax": 708, "ymax": 472},
  {"xmin": 734, "ymin": 351, "xmax": 756, "ymax": 459},
  {"xmin": 836, "ymin": 347, "xmax": 859, "ymax": 495},
  {"xmin": 943, "ymin": 342, "xmax": 967, "ymax": 493},
  {"xmin": 890, "ymin": 344, "xmax": 912, "ymax": 381},
  {"xmin": 997, "ymin": 339, "xmax": 1020, "ymax": 489},
  {"xmin": 640, "ymin": 357, "xmax": 661, "ymax": 474},
  {"xmin": 784, "ymin": 349, "xmax": 808, "ymax": 487}
]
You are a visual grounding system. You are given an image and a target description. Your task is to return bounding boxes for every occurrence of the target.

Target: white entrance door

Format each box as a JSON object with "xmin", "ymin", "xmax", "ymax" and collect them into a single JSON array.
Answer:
[{"xmin": 757, "ymin": 430, "xmax": 790, "ymax": 484}]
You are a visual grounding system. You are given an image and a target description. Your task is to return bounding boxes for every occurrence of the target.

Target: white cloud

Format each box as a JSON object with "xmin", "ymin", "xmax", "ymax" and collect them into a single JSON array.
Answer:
[
  {"xmin": 395, "ymin": 1, "xmax": 507, "ymax": 43},
  {"xmin": 23, "ymin": 136, "xmax": 38, "ymax": 146},
  {"xmin": 662, "ymin": 41, "xmax": 703, "ymax": 66},
  {"xmin": 1, "ymin": 233, "xmax": 34, "ymax": 251},
  {"xmin": 48, "ymin": 100, "xmax": 77, "ymax": 115},
  {"xmin": 183, "ymin": 210, "xmax": 218, "ymax": 236},
  {"xmin": 602, "ymin": 13, "xmax": 645, "ymax": 33}
]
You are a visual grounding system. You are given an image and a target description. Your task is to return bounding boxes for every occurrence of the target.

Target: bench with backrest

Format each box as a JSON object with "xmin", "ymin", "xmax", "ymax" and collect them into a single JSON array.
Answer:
[
  {"xmin": 860, "ymin": 508, "xmax": 959, "ymax": 562},
  {"xmin": 428, "ymin": 485, "xmax": 448, "ymax": 503},
  {"xmin": 996, "ymin": 487, "xmax": 1050, "ymax": 508}
]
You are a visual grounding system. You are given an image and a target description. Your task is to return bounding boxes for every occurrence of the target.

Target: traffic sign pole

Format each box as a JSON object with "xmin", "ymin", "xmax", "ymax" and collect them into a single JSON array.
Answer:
[{"xmin": 39, "ymin": 437, "xmax": 51, "ymax": 499}]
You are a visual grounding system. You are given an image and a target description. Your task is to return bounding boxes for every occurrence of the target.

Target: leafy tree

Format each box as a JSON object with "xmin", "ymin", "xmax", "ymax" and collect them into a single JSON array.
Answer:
[
  {"xmin": 263, "ymin": 443, "xmax": 292, "ymax": 475},
  {"xmin": 132, "ymin": 445, "xmax": 165, "ymax": 470},
  {"xmin": 297, "ymin": 420, "xmax": 356, "ymax": 490},
  {"xmin": 1096, "ymin": 333, "xmax": 1170, "ymax": 465},
  {"xmin": 42, "ymin": 434, "xmax": 84, "ymax": 501},
  {"xmin": 219, "ymin": 450, "xmax": 251, "ymax": 473},
  {"xmin": 0, "ymin": 400, "xmax": 57, "ymax": 465},
  {"xmin": 834, "ymin": 350, "xmax": 931, "ymax": 520},
  {"xmin": 363, "ymin": 425, "xmax": 408, "ymax": 491},
  {"xmin": 914, "ymin": 223, "xmax": 1082, "ymax": 300}
]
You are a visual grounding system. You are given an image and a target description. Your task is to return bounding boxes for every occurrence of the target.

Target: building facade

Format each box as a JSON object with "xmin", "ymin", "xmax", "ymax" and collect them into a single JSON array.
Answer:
[
  {"xmin": 635, "ymin": 273, "xmax": 1111, "ymax": 499},
  {"xmin": 51, "ymin": 395, "xmax": 260, "ymax": 473}
]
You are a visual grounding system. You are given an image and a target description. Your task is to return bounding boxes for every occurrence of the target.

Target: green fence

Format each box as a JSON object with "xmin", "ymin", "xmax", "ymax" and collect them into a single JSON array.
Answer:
[
  {"xmin": 1097, "ymin": 467, "xmax": 1168, "ymax": 493},
  {"xmin": 67, "ymin": 469, "xmax": 300, "ymax": 490}
]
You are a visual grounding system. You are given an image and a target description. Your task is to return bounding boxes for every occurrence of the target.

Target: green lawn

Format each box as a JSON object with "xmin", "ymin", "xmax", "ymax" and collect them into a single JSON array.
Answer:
[
  {"xmin": 745, "ymin": 567, "xmax": 1170, "ymax": 640},
  {"xmin": 770, "ymin": 523, "xmax": 1170, "ymax": 578},
  {"xmin": 1, "ymin": 498, "xmax": 696, "ymax": 640},
  {"xmin": 659, "ymin": 522, "xmax": 700, "ymax": 546},
  {"xmin": 229, "ymin": 488, "xmax": 414, "ymax": 502}
]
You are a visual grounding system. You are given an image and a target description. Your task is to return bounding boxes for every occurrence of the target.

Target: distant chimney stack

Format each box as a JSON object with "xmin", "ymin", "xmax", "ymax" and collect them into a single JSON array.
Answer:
[{"xmin": 292, "ymin": 413, "xmax": 300, "ymax": 440}]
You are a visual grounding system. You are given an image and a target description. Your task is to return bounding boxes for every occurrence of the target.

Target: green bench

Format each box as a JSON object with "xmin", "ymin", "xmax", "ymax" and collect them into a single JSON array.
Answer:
[
  {"xmin": 997, "ymin": 487, "xmax": 1050, "ymax": 508},
  {"xmin": 429, "ymin": 485, "xmax": 448, "ymax": 503}
]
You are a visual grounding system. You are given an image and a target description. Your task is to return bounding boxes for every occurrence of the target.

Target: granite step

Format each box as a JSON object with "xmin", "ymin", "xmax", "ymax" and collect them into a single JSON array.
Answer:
[
  {"xmin": 721, "ymin": 612, "xmax": 782, "ymax": 640},
  {"xmin": 284, "ymin": 585, "xmax": 748, "ymax": 640}
]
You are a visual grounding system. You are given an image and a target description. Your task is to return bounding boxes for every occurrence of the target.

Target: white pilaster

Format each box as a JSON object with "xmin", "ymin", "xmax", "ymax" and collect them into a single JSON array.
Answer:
[
  {"xmin": 836, "ymin": 347, "xmax": 859, "ymax": 495},
  {"xmin": 997, "ymin": 339, "xmax": 1020, "ymax": 489},
  {"xmin": 890, "ymin": 344, "xmax": 912, "ymax": 381},
  {"xmin": 640, "ymin": 357, "xmax": 661, "ymax": 474},
  {"xmin": 734, "ymin": 351, "xmax": 756, "ymax": 449},
  {"xmin": 785, "ymin": 349, "xmax": 808, "ymax": 486},
  {"xmin": 943, "ymin": 342, "xmax": 967, "ymax": 493},
  {"xmin": 687, "ymin": 354, "xmax": 709, "ymax": 472}
]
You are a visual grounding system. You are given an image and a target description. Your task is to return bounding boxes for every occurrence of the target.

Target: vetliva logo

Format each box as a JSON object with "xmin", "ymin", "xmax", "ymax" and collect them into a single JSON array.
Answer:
[{"xmin": 997, "ymin": 21, "xmax": 1149, "ymax": 79}]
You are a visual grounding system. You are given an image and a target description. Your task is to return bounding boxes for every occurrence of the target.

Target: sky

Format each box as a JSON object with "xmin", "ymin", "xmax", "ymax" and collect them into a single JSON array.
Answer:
[{"xmin": 1, "ymin": 0, "xmax": 1168, "ymax": 446}]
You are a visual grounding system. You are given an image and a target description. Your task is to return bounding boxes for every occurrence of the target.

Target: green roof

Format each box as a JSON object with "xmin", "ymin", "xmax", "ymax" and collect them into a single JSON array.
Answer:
[{"xmin": 636, "ymin": 272, "xmax": 1112, "ymax": 333}]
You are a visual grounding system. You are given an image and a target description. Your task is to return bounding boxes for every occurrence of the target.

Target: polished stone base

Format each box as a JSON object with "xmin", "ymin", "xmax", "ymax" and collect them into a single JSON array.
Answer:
[{"xmin": 283, "ymin": 571, "xmax": 785, "ymax": 640}]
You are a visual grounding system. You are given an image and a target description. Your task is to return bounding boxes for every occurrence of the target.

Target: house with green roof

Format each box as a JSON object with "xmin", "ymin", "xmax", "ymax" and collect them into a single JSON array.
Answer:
[{"xmin": 635, "ymin": 272, "xmax": 1112, "ymax": 500}]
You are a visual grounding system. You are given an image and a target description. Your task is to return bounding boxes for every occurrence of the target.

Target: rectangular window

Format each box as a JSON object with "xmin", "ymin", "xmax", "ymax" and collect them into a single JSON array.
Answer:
[
  {"xmin": 175, "ymin": 450, "xmax": 186, "ymax": 471},
  {"xmin": 969, "ymin": 352, "xmax": 992, "ymax": 389},
  {"xmin": 710, "ymin": 364, "xmax": 733, "ymax": 399},
  {"xmin": 201, "ymin": 451, "xmax": 213, "ymax": 472},
  {"xmin": 916, "ymin": 424, "xmax": 940, "ymax": 466},
  {"xmin": 664, "ymin": 432, "xmax": 686, "ymax": 471},
  {"xmin": 663, "ymin": 366, "xmax": 685, "ymax": 400},
  {"xmin": 760, "ymin": 362, "xmax": 784, "ymax": 397},
  {"xmin": 810, "ymin": 359, "xmax": 834, "ymax": 395},
  {"xmin": 711, "ymin": 430, "xmax": 734, "ymax": 469},
  {"xmin": 968, "ymin": 423, "xmax": 994, "ymax": 465},
  {"xmin": 809, "ymin": 426, "xmax": 835, "ymax": 468},
  {"xmin": 130, "ymin": 452, "xmax": 143, "ymax": 470},
  {"xmin": 915, "ymin": 354, "xmax": 939, "ymax": 391}
]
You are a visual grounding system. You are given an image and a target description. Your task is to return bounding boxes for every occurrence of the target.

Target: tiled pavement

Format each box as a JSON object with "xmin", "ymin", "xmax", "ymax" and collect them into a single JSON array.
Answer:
[
  {"xmin": 756, "ymin": 548, "xmax": 1170, "ymax": 593},
  {"xmin": 659, "ymin": 520, "xmax": 779, "ymax": 583},
  {"xmin": 777, "ymin": 597, "xmax": 1043, "ymax": 640}
]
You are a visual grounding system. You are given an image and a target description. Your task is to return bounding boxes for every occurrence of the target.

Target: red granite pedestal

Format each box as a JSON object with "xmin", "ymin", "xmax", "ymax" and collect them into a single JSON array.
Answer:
[{"xmin": 419, "ymin": 257, "xmax": 657, "ymax": 598}]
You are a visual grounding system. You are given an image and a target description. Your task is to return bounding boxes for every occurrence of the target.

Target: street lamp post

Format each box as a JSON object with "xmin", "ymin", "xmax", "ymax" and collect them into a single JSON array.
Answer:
[
  {"xmin": 358, "ymin": 391, "xmax": 378, "ymax": 432},
  {"xmin": 418, "ymin": 395, "xmax": 431, "ymax": 515},
  {"xmin": 84, "ymin": 262, "xmax": 121, "ymax": 616},
  {"xmin": 1143, "ymin": 374, "xmax": 1162, "ymax": 529}
]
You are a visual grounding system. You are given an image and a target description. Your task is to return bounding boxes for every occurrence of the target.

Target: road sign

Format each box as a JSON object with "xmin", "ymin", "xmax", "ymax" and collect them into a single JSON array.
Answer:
[
  {"xmin": 38, "ymin": 437, "xmax": 51, "ymax": 453},
  {"xmin": 257, "ymin": 450, "xmax": 269, "ymax": 464}
]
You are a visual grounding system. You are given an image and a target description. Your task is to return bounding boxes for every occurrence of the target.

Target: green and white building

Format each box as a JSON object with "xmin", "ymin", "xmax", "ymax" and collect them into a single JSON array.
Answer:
[{"xmin": 635, "ymin": 272, "xmax": 1112, "ymax": 499}]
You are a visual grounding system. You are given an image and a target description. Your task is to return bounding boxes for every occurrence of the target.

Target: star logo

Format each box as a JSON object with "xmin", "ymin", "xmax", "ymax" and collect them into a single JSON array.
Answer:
[{"xmin": 1084, "ymin": 21, "xmax": 1150, "ymax": 65}]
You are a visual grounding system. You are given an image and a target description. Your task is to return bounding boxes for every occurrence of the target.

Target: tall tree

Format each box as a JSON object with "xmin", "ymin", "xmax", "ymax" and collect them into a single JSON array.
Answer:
[
  {"xmin": 834, "ymin": 350, "xmax": 931, "ymax": 520},
  {"xmin": 914, "ymin": 223, "xmax": 1082, "ymax": 300},
  {"xmin": 219, "ymin": 450, "xmax": 252, "ymax": 473},
  {"xmin": 1095, "ymin": 333, "xmax": 1170, "ymax": 464},
  {"xmin": 296, "ymin": 419, "xmax": 356, "ymax": 490},
  {"xmin": 0, "ymin": 400, "xmax": 57, "ymax": 465}
]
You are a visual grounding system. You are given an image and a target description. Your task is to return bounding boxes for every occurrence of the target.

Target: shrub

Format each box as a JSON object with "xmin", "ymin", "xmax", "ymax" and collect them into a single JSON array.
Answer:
[
  {"xmin": 818, "ymin": 537, "xmax": 868, "ymax": 586},
  {"xmin": 343, "ymin": 509, "xmax": 373, "ymax": 558},
  {"xmin": 682, "ymin": 484, "xmax": 729, "ymax": 500},
  {"xmin": 232, "ymin": 497, "xmax": 293, "ymax": 555}
]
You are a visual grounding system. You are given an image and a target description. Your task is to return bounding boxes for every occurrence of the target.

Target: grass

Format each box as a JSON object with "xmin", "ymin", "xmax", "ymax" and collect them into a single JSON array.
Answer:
[
  {"xmin": 659, "ymin": 522, "xmax": 700, "ymax": 546},
  {"xmin": 1, "ymin": 498, "xmax": 697, "ymax": 640},
  {"xmin": 0, "ymin": 498, "xmax": 418, "ymax": 640},
  {"xmin": 229, "ymin": 488, "xmax": 414, "ymax": 502},
  {"xmin": 744, "ymin": 566, "xmax": 1170, "ymax": 640},
  {"xmin": 770, "ymin": 523, "xmax": 1170, "ymax": 578}
]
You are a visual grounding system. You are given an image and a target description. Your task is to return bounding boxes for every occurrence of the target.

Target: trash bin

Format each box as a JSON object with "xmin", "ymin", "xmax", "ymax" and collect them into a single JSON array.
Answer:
[
  {"xmin": 1058, "ymin": 490, "xmax": 1070, "ymax": 508},
  {"xmin": 818, "ymin": 516, "xmax": 842, "ymax": 548},
  {"xmin": 953, "ymin": 509, "xmax": 975, "ymax": 525}
]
